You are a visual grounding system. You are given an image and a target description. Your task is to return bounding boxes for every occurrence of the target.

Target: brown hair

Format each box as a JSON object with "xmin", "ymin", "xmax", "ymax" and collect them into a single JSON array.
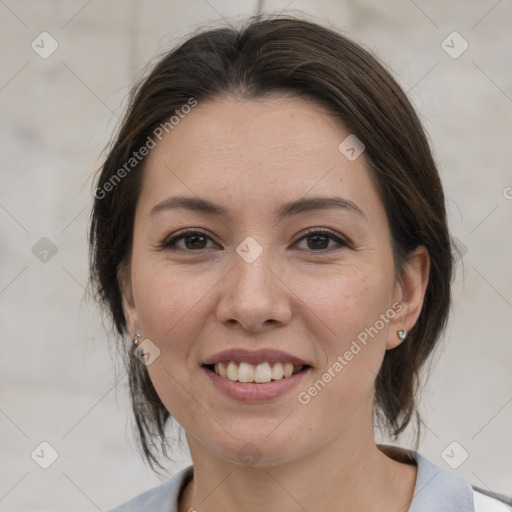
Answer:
[{"xmin": 89, "ymin": 14, "xmax": 454, "ymax": 469}]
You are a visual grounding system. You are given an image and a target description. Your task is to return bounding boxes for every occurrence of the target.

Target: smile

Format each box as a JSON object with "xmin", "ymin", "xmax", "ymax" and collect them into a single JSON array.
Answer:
[
  {"xmin": 207, "ymin": 361, "xmax": 307, "ymax": 383},
  {"xmin": 201, "ymin": 348, "xmax": 312, "ymax": 400}
]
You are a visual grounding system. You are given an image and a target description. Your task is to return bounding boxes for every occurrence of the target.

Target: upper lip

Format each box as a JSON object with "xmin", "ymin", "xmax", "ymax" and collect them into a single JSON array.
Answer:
[{"xmin": 202, "ymin": 349, "xmax": 311, "ymax": 367}]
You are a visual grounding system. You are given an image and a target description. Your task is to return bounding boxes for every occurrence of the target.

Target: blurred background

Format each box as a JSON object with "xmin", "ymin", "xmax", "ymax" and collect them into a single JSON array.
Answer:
[{"xmin": 0, "ymin": 0, "xmax": 511, "ymax": 510}]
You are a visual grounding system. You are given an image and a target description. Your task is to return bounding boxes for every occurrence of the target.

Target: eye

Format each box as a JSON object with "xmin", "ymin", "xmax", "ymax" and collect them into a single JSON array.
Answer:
[
  {"xmin": 161, "ymin": 228, "xmax": 348, "ymax": 253},
  {"xmin": 161, "ymin": 229, "xmax": 218, "ymax": 251},
  {"xmin": 294, "ymin": 229, "xmax": 348, "ymax": 251}
]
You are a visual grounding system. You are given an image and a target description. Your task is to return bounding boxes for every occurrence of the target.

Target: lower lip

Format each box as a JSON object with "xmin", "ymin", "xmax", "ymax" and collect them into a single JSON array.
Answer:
[{"xmin": 202, "ymin": 366, "xmax": 311, "ymax": 402}]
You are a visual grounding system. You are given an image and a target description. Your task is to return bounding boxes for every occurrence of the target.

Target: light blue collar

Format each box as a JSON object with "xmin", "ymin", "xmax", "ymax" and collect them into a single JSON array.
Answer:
[
  {"xmin": 406, "ymin": 450, "xmax": 474, "ymax": 511},
  {"xmin": 109, "ymin": 448, "xmax": 475, "ymax": 511}
]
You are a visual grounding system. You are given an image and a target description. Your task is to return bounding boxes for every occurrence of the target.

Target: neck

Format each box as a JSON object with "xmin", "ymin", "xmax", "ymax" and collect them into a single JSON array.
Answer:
[{"xmin": 179, "ymin": 425, "xmax": 416, "ymax": 512}]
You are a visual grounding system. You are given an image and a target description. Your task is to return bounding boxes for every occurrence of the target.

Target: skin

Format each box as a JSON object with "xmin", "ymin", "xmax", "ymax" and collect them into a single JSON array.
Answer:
[{"xmin": 121, "ymin": 94, "xmax": 430, "ymax": 512}]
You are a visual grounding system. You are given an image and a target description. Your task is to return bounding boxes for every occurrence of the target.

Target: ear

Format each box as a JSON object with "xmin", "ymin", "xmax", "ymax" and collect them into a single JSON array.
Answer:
[
  {"xmin": 118, "ymin": 262, "xmax": 139, "ymax": 338},
  {"xmin": 387, "ymin": 245, "xmax": 430, "ymax": 350}
]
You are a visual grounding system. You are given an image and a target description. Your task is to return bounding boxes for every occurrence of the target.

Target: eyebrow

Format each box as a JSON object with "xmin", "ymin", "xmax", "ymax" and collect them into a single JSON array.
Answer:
[{"xmin": 149, "ymin": 195, "xmax": 365, "ymax": 220}]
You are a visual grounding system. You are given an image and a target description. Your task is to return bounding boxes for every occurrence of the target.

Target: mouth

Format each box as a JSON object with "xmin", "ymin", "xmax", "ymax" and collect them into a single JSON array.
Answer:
[
  {"xmin": 201, "ymin": 348, "xmax": 313, "ymax": 401},
  {"xmin": 203, "ymin": 361, "xmax": 310, "ymax": 384}
]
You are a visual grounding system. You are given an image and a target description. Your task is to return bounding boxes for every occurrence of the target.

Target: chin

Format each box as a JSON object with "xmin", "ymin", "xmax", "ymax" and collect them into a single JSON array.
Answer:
[{"xmin": 199, "ymin": 426, "xmax": 305, "ymax": 469}]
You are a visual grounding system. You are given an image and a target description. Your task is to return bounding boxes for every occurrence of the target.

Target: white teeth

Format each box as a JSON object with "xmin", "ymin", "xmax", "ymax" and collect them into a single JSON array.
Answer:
[
  {"xmin": 271, "ymin": 362, "xmax": 284, "ymax": 380},
  {"xmin": 212, "ymin": 361, "xmax": 305, "ymax": 383},
  {"xmin": 227, "ymin": 361, "xmax": 238, "ymax": 381},
  {"xmin": 283, "ymin": 362, "xmax": 294, "ymax": 378},
  {"xmin": 254, "ymin": 362, "xmax": 272, "ymax": 383},
  {"xmin": 238, "ymin": 362, "xmax": 254, "ymax": 382}
]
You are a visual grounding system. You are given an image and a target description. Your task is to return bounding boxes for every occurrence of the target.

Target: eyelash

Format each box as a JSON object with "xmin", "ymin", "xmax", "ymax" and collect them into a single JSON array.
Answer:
[{"xmin": 160, "ymin": 228, "xmax": 349, "ymax": 253}]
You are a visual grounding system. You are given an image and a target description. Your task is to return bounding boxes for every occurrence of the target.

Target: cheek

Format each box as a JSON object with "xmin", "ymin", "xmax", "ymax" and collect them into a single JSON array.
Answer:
[
  {"xmin": 130, "ymin": 257, "xmax": 236, "ymax": 399},
  {"xmin": 131, "ymin": 265, "xmax": 217, "ymax": 409},
  {"xmin": 132, "ymin": 261, "xmax": 218, "ymax": 342},
  {"xmin": 304, "ymin": 264, "xmax": 394, "ymax": 395},
  {"xmin": 312, "ymin": 263, "xmax": 394, "ymax": 344}
]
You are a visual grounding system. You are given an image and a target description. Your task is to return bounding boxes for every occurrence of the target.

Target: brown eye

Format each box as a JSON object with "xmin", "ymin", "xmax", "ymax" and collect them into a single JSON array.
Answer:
[
  {"xmin": 162, "ymin": 230, "xmax": 217, "ymax": 251},
  {"xmin": 295, "ymin": 229, "xmax": 347, "ymax": 252}
]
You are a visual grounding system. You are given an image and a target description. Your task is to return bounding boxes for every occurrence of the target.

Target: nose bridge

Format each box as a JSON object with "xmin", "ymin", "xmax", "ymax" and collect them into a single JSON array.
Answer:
[
  {"xmin": 232, "ymin": 240, "xmax": 278, "ymax": 299},
  {"xmin": 216, "ymin": 238, "xmax": 292, "ymax": 330}
]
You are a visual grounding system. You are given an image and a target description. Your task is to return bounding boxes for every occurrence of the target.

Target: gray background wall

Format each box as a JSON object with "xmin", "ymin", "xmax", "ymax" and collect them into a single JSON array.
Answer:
[{"xmin": 0, "ymin": 0, "xmax": 511, "ymax": 510}]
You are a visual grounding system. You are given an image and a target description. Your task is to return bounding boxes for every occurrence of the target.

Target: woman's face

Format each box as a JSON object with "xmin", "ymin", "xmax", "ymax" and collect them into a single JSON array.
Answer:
[{"xmin": 122, "ymin": 95, "xmax": 425, "ymax": 467}]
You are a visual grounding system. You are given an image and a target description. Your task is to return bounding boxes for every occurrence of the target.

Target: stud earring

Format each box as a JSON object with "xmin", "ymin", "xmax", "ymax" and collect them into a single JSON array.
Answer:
[
  {"xmin": 397, "ymin": 329, "xmax": 407, "ymax": 341},
  {"xmin": 133, "ymin": 332, "xmax": 142, "ymax": 347}
]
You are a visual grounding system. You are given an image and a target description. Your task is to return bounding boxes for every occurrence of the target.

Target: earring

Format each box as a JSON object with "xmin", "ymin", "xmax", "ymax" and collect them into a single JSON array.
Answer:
[
  {"xmin": 397, "ymin": 329, "xmax": 407, "ymax": 341},
  {"xmin": 133, "ymin": 332, "xmax": 142, "ymax": 347}
]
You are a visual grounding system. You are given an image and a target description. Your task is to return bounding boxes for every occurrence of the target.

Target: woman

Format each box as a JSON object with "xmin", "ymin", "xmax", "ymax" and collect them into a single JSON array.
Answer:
[{"xmin": 89, "ymin": 15, "xmax": 511, "ymax": 512}]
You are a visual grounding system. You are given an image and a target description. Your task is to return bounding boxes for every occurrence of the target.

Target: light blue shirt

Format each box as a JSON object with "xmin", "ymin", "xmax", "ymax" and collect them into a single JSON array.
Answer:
[{"xmin": 109, "ymin": 448, "xmax": 511, "ymax": 511}]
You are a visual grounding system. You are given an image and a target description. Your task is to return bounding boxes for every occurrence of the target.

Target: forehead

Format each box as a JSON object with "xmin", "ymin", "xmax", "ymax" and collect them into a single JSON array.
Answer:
[{"xmin": 138, "ymin": 95, "xmax": 383, "ymax": 221}]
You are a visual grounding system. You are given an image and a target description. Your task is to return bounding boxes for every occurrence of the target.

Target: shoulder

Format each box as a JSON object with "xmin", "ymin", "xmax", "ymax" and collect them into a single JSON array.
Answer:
[
  {"xmin": 379, "ymin": 445, "xmax": 512, "ymax": 512},
  {"xmin": 473, "ymin": 487, "xmax": 512, "ymax": 512},
  {"xmin": 107, "ymin": 465, "xmax": 193, "ymax": 512}
]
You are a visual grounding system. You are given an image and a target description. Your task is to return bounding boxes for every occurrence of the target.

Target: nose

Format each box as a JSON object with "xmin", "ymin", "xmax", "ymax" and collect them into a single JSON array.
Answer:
[{"xmin": 216, "ymin": 251, "xmax": 293, "ymax": 332}]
